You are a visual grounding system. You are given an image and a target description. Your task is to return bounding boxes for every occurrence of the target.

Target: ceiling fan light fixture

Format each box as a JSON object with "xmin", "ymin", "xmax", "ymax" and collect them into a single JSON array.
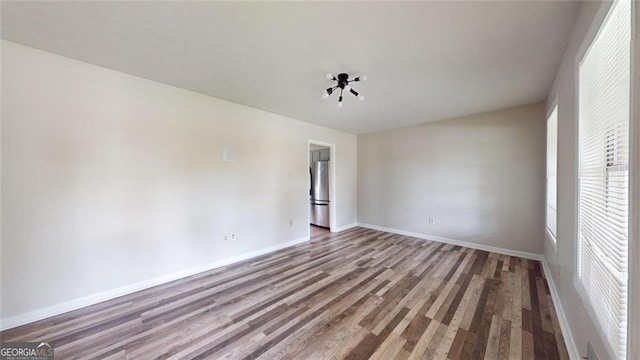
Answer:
[
  {"xmin": 322, "ymin": 87, "xmax": 334, "ymax": 99},
  {"xmin": 353, "ymin": 75, "xmax": 367, "ymax": 82},
  {"xmin": 323, "ymin": 72, "xmax": 365, "ymax": 106}
]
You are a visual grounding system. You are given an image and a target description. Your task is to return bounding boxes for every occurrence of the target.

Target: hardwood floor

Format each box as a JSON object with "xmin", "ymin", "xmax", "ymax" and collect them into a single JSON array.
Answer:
[
  {"xmin": 0, "ymin": 227, "xmax": 569, "ymax": 359},
  {"xmin": 310, "ymin": 225, "xmax": 331, "ymax": 238}
]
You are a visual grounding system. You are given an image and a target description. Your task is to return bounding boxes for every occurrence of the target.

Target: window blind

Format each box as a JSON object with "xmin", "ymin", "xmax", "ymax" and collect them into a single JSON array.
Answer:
[
  {"xmin": 578, "ymin": 0, "xmax": 630, "ymax": 359},
  {"xmin": 546, "ymin": 106, "xmax": 558, "ymax": 239}
]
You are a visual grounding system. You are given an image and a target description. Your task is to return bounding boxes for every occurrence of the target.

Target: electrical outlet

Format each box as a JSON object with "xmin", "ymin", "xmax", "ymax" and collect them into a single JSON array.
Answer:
[
  {"xmin": 231, "ymin": 233, "xmax": 235, "ymax": 240},
  {"xmin": 428, "ymin": 217, "xmax": 435, "ymax": 225},
  {"xmin": 223, "ymin": 234, "xmax": 228, "ymax": 241}
]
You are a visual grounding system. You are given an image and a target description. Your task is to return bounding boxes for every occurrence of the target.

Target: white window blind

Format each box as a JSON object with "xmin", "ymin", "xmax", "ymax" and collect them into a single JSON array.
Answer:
[
  {"xmin": 578, "ymin": 0, "xmax": 630, "ymax": 359},
  {"xmin": 546, "ymin": 106, "xmax": 558, "ymax": 240}
]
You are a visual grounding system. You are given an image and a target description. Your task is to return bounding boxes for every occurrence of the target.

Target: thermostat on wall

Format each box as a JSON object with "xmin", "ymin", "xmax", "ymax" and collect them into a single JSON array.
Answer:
[{"xmin": 223, "ymin": 147, "xmax": 235, "ymax": 162}]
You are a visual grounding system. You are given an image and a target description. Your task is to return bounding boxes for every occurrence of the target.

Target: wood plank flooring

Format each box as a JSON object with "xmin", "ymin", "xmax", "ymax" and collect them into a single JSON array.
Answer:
[
  {"xmin": 0, "ymin": 227, "xmax": 569, "ymax": 359},
  {"xmin": 310, "ymin": 225, "xmax": 331, "ymax": 238}
]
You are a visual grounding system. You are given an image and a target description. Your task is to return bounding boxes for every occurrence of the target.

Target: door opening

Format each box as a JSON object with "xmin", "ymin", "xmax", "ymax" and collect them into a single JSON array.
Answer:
[{"xmin": 308, "ymin": 141, "xmax": 336, "ymax": 238}]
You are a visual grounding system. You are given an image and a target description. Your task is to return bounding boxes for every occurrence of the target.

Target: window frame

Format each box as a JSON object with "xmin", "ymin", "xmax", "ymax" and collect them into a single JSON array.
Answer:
[
  {"xmin": 546, "ymin": 103, "xmax": 559, "ymax": 252},
  {"xmin": 574, "ymin": 0, "xmax": 632, "ymax": 359}
]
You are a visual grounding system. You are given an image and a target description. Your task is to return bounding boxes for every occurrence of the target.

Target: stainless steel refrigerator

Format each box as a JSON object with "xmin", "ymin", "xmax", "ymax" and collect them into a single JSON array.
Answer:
[{"xmin": 310, "ymin": 161, "xmax": 330, "ymax": 228}]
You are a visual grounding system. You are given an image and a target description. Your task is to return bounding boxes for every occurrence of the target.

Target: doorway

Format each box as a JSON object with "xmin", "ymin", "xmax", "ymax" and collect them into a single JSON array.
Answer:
[{"xmin": 308, "ymin": 141, "xmax": 336, "ymax": 238}]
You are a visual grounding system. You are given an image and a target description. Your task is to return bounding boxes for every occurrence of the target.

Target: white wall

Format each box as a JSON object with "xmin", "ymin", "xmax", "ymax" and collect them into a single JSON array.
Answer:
[
  {"xmin": 357, "ymin": 102, "xmax": 545, "ymax": 254},
  {"xmin": 0, "ymin": 41, "xmax": 357, "ymax": 324},
  {"xmin": 543, "ymin": 1, "xmax": 637, "ymax": 359}
]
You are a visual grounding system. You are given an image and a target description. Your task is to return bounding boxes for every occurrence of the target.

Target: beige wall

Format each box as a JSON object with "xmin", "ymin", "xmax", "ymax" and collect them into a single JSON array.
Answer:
[
  {"xmin": 0, "ymin": 41, "xmax": 358, "ymax": 323},
  {"xmin": 357, "ymin": 102, "xmax": 545, "ymax": 254},
  {"xmin": 543, "ymin": 1, "xmax": 638, "ymax": 359}
]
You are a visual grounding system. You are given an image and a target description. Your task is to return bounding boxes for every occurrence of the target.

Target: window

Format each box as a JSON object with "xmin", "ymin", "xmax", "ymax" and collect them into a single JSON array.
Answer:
[
  {"xmin": 546, "ymin": 105, "xmax": 558, "ymax": 242},
  {"xmin": 577, "ymin": 0, "xmax": 631, "ymax": 359}
]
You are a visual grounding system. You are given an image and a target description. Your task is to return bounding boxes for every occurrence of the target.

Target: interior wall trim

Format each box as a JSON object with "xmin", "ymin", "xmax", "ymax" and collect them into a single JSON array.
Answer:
[
  {"xmin": 332, "ymin": 223, "xmax": 358, "ymax": 233},
  {"xmin": 357, "ymin": 223, "xmax": 544, "ymax": 261},
  {"xmin": 540, "ymin": 260, "xmax": 581, "ymax": 360},
  {"xmin": 0, "ymin": 236, "xmax": 310, "ymax": 331}
]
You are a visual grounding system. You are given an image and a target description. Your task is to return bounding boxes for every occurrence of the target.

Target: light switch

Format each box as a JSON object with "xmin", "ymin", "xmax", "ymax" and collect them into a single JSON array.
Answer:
[{"xmin": 223, "ymin": 147, "xmax": 235, "ymax": 162}]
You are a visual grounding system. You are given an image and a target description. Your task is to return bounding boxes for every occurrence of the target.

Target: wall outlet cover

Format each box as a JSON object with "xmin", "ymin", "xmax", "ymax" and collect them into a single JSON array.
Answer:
[{"xmin": 223, "ymin": 147, "xmax": 235, "ymax": 162}]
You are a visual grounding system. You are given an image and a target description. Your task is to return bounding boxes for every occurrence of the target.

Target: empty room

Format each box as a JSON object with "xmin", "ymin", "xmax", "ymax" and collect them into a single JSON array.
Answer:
[{"xmin": 0, "ymin": 1, "xmax": 638, "ymax": 359}]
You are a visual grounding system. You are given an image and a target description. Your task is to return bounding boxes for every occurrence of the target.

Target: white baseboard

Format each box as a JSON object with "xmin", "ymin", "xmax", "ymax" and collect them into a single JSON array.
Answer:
[
  {"xmin": 332, "ymin": 223, "xmax": 358, "ymax": 233},
  {"xmin": 540, "ymin": 260, "xmax": 580, "ymax": 360},
  {"xmin": 357, "ymin": 223, "xmax": 544, "ymax": 261},
  {"xmin": 0, "ymin": 236, "xmax": 309, "ymax": 331}
]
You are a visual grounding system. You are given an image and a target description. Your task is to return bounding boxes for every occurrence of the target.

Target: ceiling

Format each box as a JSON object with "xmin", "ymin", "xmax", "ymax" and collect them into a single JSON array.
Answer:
[{"xmin": 1, "ymin": 1, "xmax": 580, "ymax": 134}]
